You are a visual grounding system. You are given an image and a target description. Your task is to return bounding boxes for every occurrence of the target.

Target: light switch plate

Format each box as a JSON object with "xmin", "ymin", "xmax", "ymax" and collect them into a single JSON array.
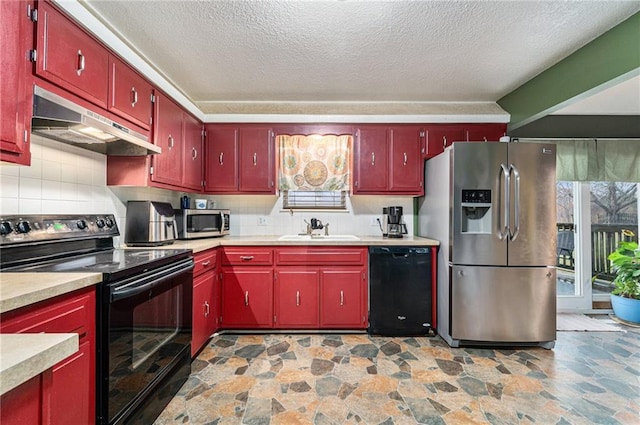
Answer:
[{"xmin": 258, "ymin": 216, "xmax": 268, "ymax": 226}]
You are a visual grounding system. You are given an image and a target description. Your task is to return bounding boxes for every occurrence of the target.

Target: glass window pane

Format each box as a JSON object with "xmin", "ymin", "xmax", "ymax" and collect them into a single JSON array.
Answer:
[{"xmin": 556, "ymin": 181, "xmax": 577, "ymax": 296}]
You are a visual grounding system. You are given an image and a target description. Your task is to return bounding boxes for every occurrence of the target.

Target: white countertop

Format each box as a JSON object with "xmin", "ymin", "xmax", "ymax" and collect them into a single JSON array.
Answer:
[{"xmin": 0, "ymin": 333, "xmax": 78, "ymax": 395}]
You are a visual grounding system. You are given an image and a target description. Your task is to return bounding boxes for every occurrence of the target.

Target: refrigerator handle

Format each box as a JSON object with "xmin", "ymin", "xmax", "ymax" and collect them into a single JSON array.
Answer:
[
  {"xmin": 498, "ymin": 163, "xmax": 510, "ymax": 240},
  {"xmin": 509, "ymin": 164, "xmax": 521, "ymax": 241}
]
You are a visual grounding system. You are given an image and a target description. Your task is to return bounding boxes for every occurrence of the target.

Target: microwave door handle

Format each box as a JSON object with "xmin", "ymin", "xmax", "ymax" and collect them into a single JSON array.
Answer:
[
  {"xmin": 509, "ymin": 164, "xmax": 520, "ymax": 241},
  {"xmin": 111, "ymin": 262, "xmax": 193, "ymax": 302},
  {"xmin": 219, "ymin": 211, "xmax": 225, "ymax": 232}
]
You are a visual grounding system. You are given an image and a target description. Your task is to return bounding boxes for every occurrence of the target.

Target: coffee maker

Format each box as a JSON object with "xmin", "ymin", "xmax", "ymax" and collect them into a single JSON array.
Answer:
[{"xmin": 385, "ymin": 206, "xmax": 408, "ymax": 238}]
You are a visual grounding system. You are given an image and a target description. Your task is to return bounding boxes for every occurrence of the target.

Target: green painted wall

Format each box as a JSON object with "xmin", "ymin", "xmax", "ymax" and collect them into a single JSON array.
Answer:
[{"xmin": 498, "ymin": 12, "xmax": 640, "ymax": 131}]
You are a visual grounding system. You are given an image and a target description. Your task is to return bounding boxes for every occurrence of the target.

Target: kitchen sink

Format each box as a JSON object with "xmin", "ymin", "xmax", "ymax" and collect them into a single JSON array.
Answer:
[{"xmin": 278, "ymin": 234, "xmax": 361, "ymax": 241}]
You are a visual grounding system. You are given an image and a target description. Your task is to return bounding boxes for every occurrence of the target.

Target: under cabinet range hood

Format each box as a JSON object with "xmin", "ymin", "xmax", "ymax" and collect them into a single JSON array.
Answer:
[{"xmin": 31, "ymin": 86, "xmax": 161, "ymax": 156}]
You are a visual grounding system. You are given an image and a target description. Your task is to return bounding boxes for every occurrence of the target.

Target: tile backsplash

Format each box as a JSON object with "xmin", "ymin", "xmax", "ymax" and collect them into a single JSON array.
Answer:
[{"xmin": 1, "ymin": 136, "xmax": 416, "ymax": 241}]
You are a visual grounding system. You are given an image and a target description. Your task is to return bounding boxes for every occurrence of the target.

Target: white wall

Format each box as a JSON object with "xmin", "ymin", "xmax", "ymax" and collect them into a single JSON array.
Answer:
[{"xmin": 0, "ymin": 136, "xmax": 416, "ymax": 241}]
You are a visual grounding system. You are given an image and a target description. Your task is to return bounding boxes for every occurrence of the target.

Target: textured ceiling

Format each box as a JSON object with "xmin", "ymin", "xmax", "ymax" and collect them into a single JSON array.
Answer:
[{"xmin": 80, "ymin": 0, "xmax": 639, "ymax": 113}]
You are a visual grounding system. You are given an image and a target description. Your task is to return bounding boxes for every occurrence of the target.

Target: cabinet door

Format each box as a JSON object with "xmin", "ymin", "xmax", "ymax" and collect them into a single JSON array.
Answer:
[
  {"xmin": 151, "ymin": 93, "xmax": 183, "ymax": 187},
  {"xmin": 0, "ymin": 0, "xmax": 33, "ymax": 166},
  {"xmin": 320, "ymin": 268, "xmax": 366, "ymax": 328},
  {"xmin": 204, "ymin": 126, "xmax": 238, "ymax": 192},
  {"xmin": 274, "ymin": 269, "xmax": 319, "ymax": 328},
  {"xmin": 35, "ymin": 1, "xmax": 109, "ymax": 108},
  {"xmin": 0, "ymin": 375, "xmax": 43, "ymax": 425},
  {"xmin": 108, "ymin": 56, "xmax": 153, "ymax": 129},
  {"xmin": 221, "ymin": 268, "xmax": 273, "ymax": 328},
  {"xmin": 389, "ymin": 126, "xmax": 424, "ymax": 193},
  {"xmin": 192, "ymin": 272, "xmax": 215, "ymax": 357},
  {"xmin": 48, "ymin": 340, "xmax": 92, "ymax": 425},
  {"xmin": 182, "ymin": 112, "xmax": 203, "ymax": 191},
  {"xmin": 354, "ymin": 127, "xmax": 388, "ymax": 193},
  {"xmin": 424, "ymin": 125, "xmax": 465, "ymax": 158},
  {"xmin": 239, "ymin": 127, "xmax": 274, "ymax": 193},
  {"xmin": 465, "ymin": 124, "xmax": 507, "ymax": 142}
]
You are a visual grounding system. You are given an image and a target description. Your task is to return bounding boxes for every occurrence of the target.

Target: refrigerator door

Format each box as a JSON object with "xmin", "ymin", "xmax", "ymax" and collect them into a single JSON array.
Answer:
[
  {"xmin": 452, "ymin": 142, "xmax": 508, "ymax": 266},
  {"xmin": 507, "ymin": 143, "xmax": 557, "ymax": 266},
  {"xmin": 450, "ymin": 265, "xmax": 556, "ymax": 343}
]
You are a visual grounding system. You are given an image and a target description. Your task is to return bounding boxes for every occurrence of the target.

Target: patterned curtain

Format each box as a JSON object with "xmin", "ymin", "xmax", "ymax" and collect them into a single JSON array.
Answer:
[{"xmin": 278, "ymin": 134, "xmax": 352, "ymax": 191}]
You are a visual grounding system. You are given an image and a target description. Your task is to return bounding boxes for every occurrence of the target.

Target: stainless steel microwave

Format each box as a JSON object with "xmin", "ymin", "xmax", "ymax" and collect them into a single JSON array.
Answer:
[{"xmin": 174, "ymin": 209, "xmax": 230, "ymax": 239}]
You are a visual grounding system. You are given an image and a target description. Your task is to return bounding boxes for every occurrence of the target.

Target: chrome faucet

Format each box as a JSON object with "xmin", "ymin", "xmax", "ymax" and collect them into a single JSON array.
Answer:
[{"xmin": 301, "ymin": 218, "xmax": 327, "ymax": 236}]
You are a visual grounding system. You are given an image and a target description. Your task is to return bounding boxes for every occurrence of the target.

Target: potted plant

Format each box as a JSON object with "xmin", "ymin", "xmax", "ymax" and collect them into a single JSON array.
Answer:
[{"xmin": 608, "ymin": 229, "xmax": 640, "ymax": 324}]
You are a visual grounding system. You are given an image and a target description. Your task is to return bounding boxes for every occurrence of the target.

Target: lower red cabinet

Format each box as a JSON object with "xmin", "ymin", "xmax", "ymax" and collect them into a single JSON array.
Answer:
[
  {"xmin": 274, "ymin": 269, "xmax": 319, "ymax": 328},
  {"xmin": 221, "ymin": 268, "xmax": 273, "ymax": 328},
  {"xmin": 192, "ymin": 272, "xmax": 219, "ymax": 357},
  {"xmin": 320, "ymin": 269, "xmax": 367, "ymax": 329},
  {"xmin": 0, "ymin": 375, "xmax": 43, "ymax": 425}
]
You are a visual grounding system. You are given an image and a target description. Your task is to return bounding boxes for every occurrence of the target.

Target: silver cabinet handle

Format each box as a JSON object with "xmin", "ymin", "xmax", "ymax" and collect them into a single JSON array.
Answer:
[
  {"xmin": 509, "ymin": 164, "xmax": 521, "ymax": 241},
  {"xmin": 296, "ymin": 290, "xmax": 300, "ymax": 306},
  {"xmin": 253, "ymin": 153, "xmax": 257, "ymax": 165},
  {"xmin": 201, "ymin": 260, "xmax": 211, "ymax": 267},
  {"xmin": 244, "ymin": 291, "xmax": 249, "ymax": 306},
  {"xmin": 403, "ymin": 152, "xmax": 407, "ymax": 165},
  {"xmin": 76, "ymin": 50, "xmax": 85, "ymax": 76},
  {"xmin": 219, "ymin": 152, "xmax": 224, "ymax": 165},
  {"xmin": 204, "ymin": 301, "xmax": 210, "ymax": 317},
  {"xmin": 442, "ymin": 136, "xmax": 447, "ymax": 149},
  {"xmin": 131, "ymin": 87, "xmax": 138, "ymax": 107},
  {"xmin": 192, "ymin": 147, "xmax": 198, "ymax": 160},
  {"xmin": 168, "ymin": 135, "xmax": 174, "ymax": 149},
  {"xmin": 340, "ymin": 290, "xmax": 344, "ymax": 306},
  {"xmin": 371, "ymin": 152, "xmax": 375, "ymax": 165},
  {"xmin": 240, "ymin": 255, "xmax": 254, "ymax": 261}
]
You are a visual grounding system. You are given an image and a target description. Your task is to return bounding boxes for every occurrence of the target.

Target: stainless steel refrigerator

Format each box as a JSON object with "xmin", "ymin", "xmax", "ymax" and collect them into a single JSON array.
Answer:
[{"xmin": 418, "ymin": 142, "xmax": 557, "ymax": 348}]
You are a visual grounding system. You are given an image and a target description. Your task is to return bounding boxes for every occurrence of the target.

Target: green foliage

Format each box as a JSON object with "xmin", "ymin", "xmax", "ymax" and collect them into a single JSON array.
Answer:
[{"xmin": 608, "ymin": 232, "xmax": 640, "ymax": 300}]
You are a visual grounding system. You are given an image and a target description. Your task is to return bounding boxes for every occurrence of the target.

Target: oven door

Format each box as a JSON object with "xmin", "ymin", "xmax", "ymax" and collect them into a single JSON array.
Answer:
[{"xmin": 98, "ymin": 258, "xmax": 193, "ymax": 425}]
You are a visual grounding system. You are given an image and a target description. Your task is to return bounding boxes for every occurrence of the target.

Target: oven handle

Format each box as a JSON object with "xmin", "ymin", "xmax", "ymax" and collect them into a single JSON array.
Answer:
[{"xmin": 110, "ymin": 260, "xmax": 194, "ymax": 302}]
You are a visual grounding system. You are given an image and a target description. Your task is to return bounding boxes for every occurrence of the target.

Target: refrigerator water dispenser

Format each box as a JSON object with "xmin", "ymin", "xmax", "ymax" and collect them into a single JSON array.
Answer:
[{"xmin": 460, "ymin": 189, "xmax": 492, "ymax": 234}]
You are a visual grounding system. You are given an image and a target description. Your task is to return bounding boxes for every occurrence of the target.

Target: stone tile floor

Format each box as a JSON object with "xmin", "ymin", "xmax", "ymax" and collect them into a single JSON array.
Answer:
[{"xmin": 154, "ymin": 326, "xmax": 640, "ymax": 424}]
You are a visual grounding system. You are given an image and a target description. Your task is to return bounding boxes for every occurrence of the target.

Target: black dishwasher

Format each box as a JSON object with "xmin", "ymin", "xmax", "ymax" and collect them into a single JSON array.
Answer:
[{"xmin": 368, "ymin": 246, "xmax": 434, "ymax": 336}]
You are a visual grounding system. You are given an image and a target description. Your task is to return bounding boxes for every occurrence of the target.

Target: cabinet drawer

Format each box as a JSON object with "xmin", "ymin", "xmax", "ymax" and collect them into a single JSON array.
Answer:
[
  {"xmin": 193, "ymin": 249, "xmax": 217, "ymax": 276},
  {"xmin": 276, "ymin": 247, "xmax": 366, "ymax": 266},
  {"xmin": 1, "ymin": 288, "xmax": 95, "ymax": 339},
  {"xmin": 221, "ymin": 248, "xmax": 273, "ymax": 266}
]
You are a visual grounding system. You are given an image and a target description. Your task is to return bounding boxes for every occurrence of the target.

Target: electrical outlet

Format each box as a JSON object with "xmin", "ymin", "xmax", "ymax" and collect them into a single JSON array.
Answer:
[
  {"xmin": 257, "ymin": 216, "xmax": 268, "ymax": 226},
  {"xmin": 370, "ymin": 216, "xmax": 379, "ymax": 226}
]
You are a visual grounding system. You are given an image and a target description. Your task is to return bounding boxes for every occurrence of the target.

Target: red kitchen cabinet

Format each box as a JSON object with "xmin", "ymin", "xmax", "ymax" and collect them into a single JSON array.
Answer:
[
  {"xmin": 465, "ymin": 124, "xmax": 507, "ymax": 142},
  {"xmin": 274, "ymin": 269, "xmax": 319, "ymax": 328},
  {"xmin": 389, "ymin": 126, "xmax": 424, "ymax": 192},
  {"xmin": 0, "ymin": 375, "xmax": 43, "ymax": 425},
  {"xmin": 354, "ymin": 126, "xmax": 388, "ymax": 192},
  {"xmin": 35, "ymin": 1, "xmax": 109, "ymax": 109},
  {"xmin": 182, "ymin": 112, "xmax": 204, "ymax": 191},
  {"xmin": 0, "ymin": 287, "xmax": 96, "ymax": 425},
  {"xmin": 192, "ymin": 249, "xmax": 219, "ymax": 357},
  {"xmin": 0, "ymin": 0, "xmax": 33, "ymax": 166},
  {"xmin": 424, "ymin": 125, "xmax": 466, "ymax": 158},
  {"xmin": 221, "ymin": 268, "xmax": 273, "ymax": 328},
  {"xmin": 108, "ymin": 56, "xmax": 153, "ymax": 130},
  {"xmin": 204, "ymin": 126, "xmax": 238, "ymax": 192},
  {"xmin": 151, "ymin": 92, "xmax": 184, "ymax": 187},
  {"xmin": 354, "ymin": 125, "xmax": 423, "ymax": 195},
  {"xmin": 320, "ymin": 268, "xmax": 367, "ymax": 329}
]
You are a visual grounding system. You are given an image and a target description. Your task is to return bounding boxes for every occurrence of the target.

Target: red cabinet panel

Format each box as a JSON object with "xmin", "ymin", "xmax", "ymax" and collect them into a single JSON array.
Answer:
[
  {"xmin": 275, "ymin": 247, "xmax": 367, "ymax": 266},
  {"xmin": 0, "ymin": 0, "xmax": 33, "ymax": 166},
  {"xmin": 192, "ymin": 272, "xmax": 217, "ymax": 357},
  {"xmin": 465, "ymin": 124, "xmax": 507, "ymax": 142},
  {"xmin": 0, "ymin": 375, "xmax": 43, "ymax": 425},
  {"xmin": 238, "ymin": 127, "xmax": 275, "ymax": 193},
  {"xmin": 424, "ymin": 125, "xmax": 465, "ymax": 158},
  {"xmin": 204, "ymin": 125, "xmax": 238, "ymax": 192},
  {"xmin": 320, "ymin": 268, "xmax": 367, "ymax": 329},
  {"xmin": 35, "ymin": 1, "xmax": 109, "ymax": 108},
  {"xmin": 221, "ymin": 247, "xmax": 273, "ymax": 266},
  {"xmin": 0, "ymin": 287, "xmax": 96, "ymax": 425},
  {"xmin": 108, "ymin": 56, "xmax": 153, "ymax": 129},
  {"xmin": 151, "ymin": 92, "xmax": 183, "ymax": 187},
  {"xmin": 354, "ymin": 126, "xmax": 388, "ymax": 192},
  {"xmin": 182, "ymin": 112, "xmax": 204, "ymax": 191},
  {"xmin": 193, "ymin": 249, "xmax": 217, "ymax": 276},
  {"xmin": 221, "ymin": 268, "xmax": 273, "ymax": 328},
  {"xmin": 389, "ymin": 126, "xmax": 424, "ymax": 192},
  {"xmin": 274, "ymin": 269, "xmax": 319, "ymax": 328}
]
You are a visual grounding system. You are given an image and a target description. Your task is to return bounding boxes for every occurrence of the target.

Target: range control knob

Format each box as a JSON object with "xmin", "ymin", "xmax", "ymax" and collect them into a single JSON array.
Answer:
[
  {"xmin": 105, "ymin": 217, "xmax": 114, "ymax": 228},
  {"xmin": 76, "ymin": 219, "xmax": 87, "ymax": 230},
  {"xmin": 16, "ymin": 221, "xmax": 31, "ymax": 234},
  {"xmin": 96, "ymin": 218, "xmax": 106, "ymax": 228},
  {"xmin": 0, "ymin": 221, "xmax": 13, "ymax": 236}
]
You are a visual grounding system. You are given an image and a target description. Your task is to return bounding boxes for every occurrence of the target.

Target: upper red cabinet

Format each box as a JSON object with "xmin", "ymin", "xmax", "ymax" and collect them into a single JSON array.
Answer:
[
  {"xmin": 354, "ymin": 125, "xmax": 424, "ymax": 195},
  {"xmin": 151, "ymin": 92, "xmax": 184, "ymax": 187},
  {"xmin": 35, "ymin": 1, "xmax": 109, "ymax": 109},
  {"xmin": 108, "ymin": 56, "xmax": 153, "ymax": 130},
  {"xmin": 204, "ymin": 125, "xmax": 275, "ymax": 194},
  {"xmin": 182, "ymin": 112, "xmax": 204, "ymax": 191},
  {"xmin": 465, "ymin": 124, "xmax": 507, "ymax": 142},
  {"xmin": 0, "ymin": 0, "xmax": 33, "ymax": 166},
  {"xmin": 424, "ymin": 125, "xmax": 465, "ymax": 158}
]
